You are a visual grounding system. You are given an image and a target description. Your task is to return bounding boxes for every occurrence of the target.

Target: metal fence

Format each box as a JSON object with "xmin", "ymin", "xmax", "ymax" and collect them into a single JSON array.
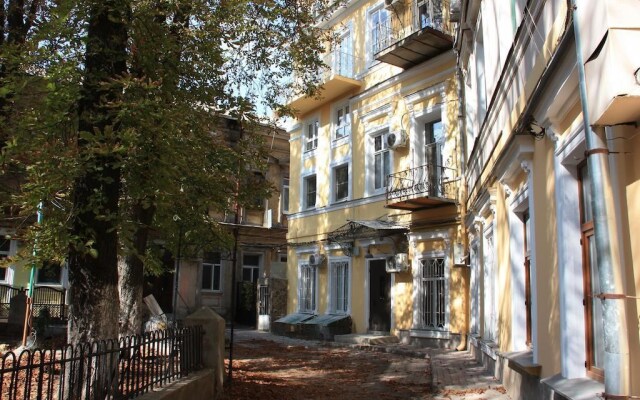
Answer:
[
  {"xmin": 0, "ymin": 285, "xmax": 68, "ymax": 321},
  {"xmin": 0, "ymin": 326, "xmax": 203, "ymax": 400}
]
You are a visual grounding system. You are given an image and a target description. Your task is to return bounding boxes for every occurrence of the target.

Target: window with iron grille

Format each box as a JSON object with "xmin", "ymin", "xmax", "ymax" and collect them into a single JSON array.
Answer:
[
  {"xmin": 299, "ymin": 263, "xmax": 316, "ymax": 313},
  {"xmin": 330, "ymin": 260, "xmax": 349, "ymax": 314},
  {"xmin": 202, "ymin": 252, "xmax": 222, "ymax": 292},
  {"xmin": 419, "ymin": 257, "xmax": 446, "ymax": 329}
]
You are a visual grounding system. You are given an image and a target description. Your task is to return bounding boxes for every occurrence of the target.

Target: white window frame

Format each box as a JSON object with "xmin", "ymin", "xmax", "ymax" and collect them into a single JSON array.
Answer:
[
  {"xmin": 366, "ymin": 3, "xmax": 390, "ymax": 66},
  {"xmin": 302, "ymin": 173, "xmax": 318, "ymax": 209},
  {"xmin": 35, "ymin": 261, "xmax": 67, "ymax": 288},
  {"xmin": 331, "ymin": 161, "xmax": 350, "ymax": 204},
  {"xmin": 0, "ymin": 238, "xmax": 15, "ymax": 284},
  {"xmin": 483, "ymin": 223, "xmax": 497, "ymax": 342},
  {"xmin": 304, "ymin": 118, "xmax": 319, "ymax": 154},
  {"xmin": 365, "ymin": 127, "xmax": 392, "ymax": 196},
  {"xmin": 201, "ymin": 254, "xmax": 223, "ymax": 293},
  {"xmin": 298, "ymin": 262, "xmax": 317, "ymax": 314},
  {"xmin": 333, "ymin": 101, "xmax": 352, "ymax": 145},
  {"xmin": 327, "ymin": 257, "xmax": 351, "ymax": 315},
  {"xmin": 334, "ymin": 25, "xmax": 354, "ymax": 78}
]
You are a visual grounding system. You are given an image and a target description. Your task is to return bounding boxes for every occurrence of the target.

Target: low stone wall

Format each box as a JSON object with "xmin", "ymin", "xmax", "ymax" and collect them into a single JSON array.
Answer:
[
  {"xmin": 137, "ymin": 307, "xmax": 226, "ymax": 399},
  {"xmin": 134, "ymin": 369, "xmax": 215, "ymax": 400}
]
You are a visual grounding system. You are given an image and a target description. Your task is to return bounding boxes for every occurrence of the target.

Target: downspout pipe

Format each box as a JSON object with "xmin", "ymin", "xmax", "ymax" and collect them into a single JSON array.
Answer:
[{"xmin": 571, "ymin": 1, "xmax": 629, "ymax": 397}]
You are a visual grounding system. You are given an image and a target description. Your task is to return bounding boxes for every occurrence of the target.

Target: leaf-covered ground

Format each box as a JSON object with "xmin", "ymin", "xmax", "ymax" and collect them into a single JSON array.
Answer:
[{"xmin": 220, "ymin": 338, "xmax": 434, "ymax": 400}]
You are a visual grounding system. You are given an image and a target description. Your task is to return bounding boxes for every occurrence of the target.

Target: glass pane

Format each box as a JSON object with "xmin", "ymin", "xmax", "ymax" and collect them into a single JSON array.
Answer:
[
  {"xmin": 244, "ymin": 254, "xmax": 260, "ymax": 266},
  {"xmin": 0, "ymin": 268, "xmax": 6, "ymax": 281},
  {"xmin": 213, "ymin": 265, "xmax": 221, "ymax": 291},
  {"xmin": 37, "ymin": 262, "xmax": 62, "ymax": 284},
  {"xmin": 580, "ymin": 164, "xmax": 593, "ymax": 223},
  {"xmin": 0, "ymin": 239, "xmax": 9, "ymax": 253},
  {"xmin": 242, "ymin": 268, "xmax": 253, "ymax": 282},
  {"xmin": 383, "ymin": 151, "xmax": 391, "ymax": 187},
  {"xmin": 374, "ymin": 153, "xmax": 382, "ymax": 189},
  {"xmin": 202, "ymin": 264, "xmax": 212, "ymax": 290}
]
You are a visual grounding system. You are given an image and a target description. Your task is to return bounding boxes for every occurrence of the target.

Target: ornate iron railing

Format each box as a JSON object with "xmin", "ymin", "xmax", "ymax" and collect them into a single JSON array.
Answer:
[
  {"xmin": 373, "ymin": 0, "xmax": 447, "ymax": 54},
  {"xmin": 386, "ymin": 163, "xmax": 457, "ymax": 204}
]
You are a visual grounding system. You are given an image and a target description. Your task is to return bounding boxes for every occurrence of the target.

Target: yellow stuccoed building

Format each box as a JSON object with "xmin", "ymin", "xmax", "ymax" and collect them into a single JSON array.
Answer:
[{"xmin": 279, "ymin": 0, "xmax": 468, "ymax": 349}]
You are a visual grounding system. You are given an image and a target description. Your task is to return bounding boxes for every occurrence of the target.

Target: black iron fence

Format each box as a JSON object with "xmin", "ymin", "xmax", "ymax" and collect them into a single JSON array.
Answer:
[
  {"xmin": 0, "ymin": 284, "xmax": 21, "ymax": 319},
  {"xmin": 0, "ymin": 285, "xmax": 67, "ymax": 321},
  {"xmin": 0, "ymin": 326, "xmax": 203, "ymax": 400}
]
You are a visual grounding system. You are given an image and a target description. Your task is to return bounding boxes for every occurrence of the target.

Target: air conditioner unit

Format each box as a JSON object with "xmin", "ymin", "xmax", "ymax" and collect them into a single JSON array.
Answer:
[
  {"xmin": 384, "ymin": 0, "xmax": 403, "ymax": 10},
  {"xmin": 308, "ymin": 253, "xmax": 326, "ymax": 267},
  {"xmin": 385, "ymin": 253, "xmax": 410, "ymax": 273},
  {"xmin": 386, "ymin": 130, "xmax": 408, "ymax": 149}
]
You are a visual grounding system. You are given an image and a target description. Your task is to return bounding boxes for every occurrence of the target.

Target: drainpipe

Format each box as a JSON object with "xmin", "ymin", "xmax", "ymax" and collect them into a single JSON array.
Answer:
[
  {"xmin": 22, "ymin": 202, "xmax": 43, "ymax": 347},
  {"xmin": 571, "ymin": 1, "xmax": 629, "ymax": 397}
]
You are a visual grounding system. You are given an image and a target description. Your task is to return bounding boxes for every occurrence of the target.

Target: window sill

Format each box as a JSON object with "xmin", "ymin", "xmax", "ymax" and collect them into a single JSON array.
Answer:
[
  {"xmin": 332, "ymin": 136, "xmax": 350, "ymax": 148},
  {"xmin": 540, "ymin": 374, "xmax": 604, "ymax": 400},
  {"xmin": 409, "ymin": 328, "xmax": 450, "ymax": 340},
  {"xmin": 302, "ymin": 149, "xmax": 317, "ymax": 160},
  {"xmin": 500, "ymin": 350, "xmax": 541, "ymax": 377},
  {"xmin": 201, "ymin": 290, "xmax": 223, "ymax": 295}
]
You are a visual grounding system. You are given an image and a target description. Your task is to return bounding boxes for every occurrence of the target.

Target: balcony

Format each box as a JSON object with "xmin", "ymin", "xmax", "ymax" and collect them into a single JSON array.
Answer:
[
  {"xmin": 386, "ymin": 163, "xmax": 457, "ymax": 211},
  {"xmin": 374, "ymin": 0, "xmax": 453, "ymax": 69},
  {"xmin": 287, "ymin": 50, "xmax": 362, "ymax": 116}
]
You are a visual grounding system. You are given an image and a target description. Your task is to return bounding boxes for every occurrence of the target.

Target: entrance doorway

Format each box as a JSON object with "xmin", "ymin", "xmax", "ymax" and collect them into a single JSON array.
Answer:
[{"xmin": 368, "ymin": 259, "xmax": 391, "ymax": 333}]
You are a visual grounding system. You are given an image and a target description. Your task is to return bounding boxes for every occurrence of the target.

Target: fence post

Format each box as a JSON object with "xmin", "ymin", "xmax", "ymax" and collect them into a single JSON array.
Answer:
[{"xmin": 183, "ymin": 307, "xmax": 224, "ymax": 395}]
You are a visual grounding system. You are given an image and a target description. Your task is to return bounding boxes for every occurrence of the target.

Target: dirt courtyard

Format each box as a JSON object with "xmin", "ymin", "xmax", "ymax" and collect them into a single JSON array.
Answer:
[{"xmin": 220, "ymin": 331, "xmax": 434, "ymax": 400}]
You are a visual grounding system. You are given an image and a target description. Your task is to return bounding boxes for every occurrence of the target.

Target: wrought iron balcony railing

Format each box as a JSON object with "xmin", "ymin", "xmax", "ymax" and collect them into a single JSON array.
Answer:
[
  {"xmin": 386, "ymin": 163, "xmax": 457, "ymax": 207},
  {"xmin": 321, "ymin": 49, "xmax": 359, "ymax": 80},
  {"xmin": 374, "ymin": 0, "xmax": 446, "ymax": 54},
  {"xmin": 372, "ymin": 0, "xmax": 452, "ymax": 68}
]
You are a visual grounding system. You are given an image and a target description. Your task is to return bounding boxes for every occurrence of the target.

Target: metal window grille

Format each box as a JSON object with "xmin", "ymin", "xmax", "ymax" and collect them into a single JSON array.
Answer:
[
  {"xmin": 420, "ymin": 258, "xmax": 446, "ymax": 329},
  {"xmin": 299, "ymin": 264, "xmax": 316, "ymax": 313},
  {"xmin": 332, "ymin": 261, "xmax": 349, "ymax": 313}
]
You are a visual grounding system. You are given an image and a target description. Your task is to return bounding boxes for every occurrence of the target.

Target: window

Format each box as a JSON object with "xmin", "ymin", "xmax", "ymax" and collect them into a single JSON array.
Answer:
[
  {"xmin": 334, "ymin": 104, "xmax": 351, "ymax": 141},
  {"xmin": 424, "ymin": 120, "xmax": 444, "ymax": 195},
  {"xmin": 304, "ymin": 175, "xmax": 317, "ymax": 209},
  {"xmin": 299, "ymin": 263, "xmax": 316, "ymax": 313},
  {"xmin": 202, "ymin": 252, "xmax": 222, "ymax": 292},
  {"xmin": 242, "ymin": 254, "xmax": 261, "ymax": 283},
  {"xmin": 36, "ymin": 261, "xmax": 63, "ymax": 285},
  {"xmin": 373, "ymin": 133, "xmax": 391, "ymax": 191},
  {"xmin": 523, "ymin": 211, "xmax": 532, "ymax": 347},
  {"xmin": 417, "ymin": 0, "xmax": 443, "ymax": 29},
  {"xmin": 333, "ymin": 164, "xmax": 349, "ymax": 202},
  {"xmin": 305, "ymin": 120, "xmax": 319, "ymax": 152},
  {"xmin": 369, "ymin": 5, "xmax": 389, "ymax": 56},
  {"xmin": 282, "ymin": 177, "xmax": 290, "ymax": 213},
  {"xmin": 330, "ymin": 260, "xmax": 350, "ymax": 314},
  {"xmin": 580, "ymin": 163, "xmax": 604, "ymax": 380},
  {"xmin": 0, "ymin": 239, "xmax": 9, "ymax": 282},
  {"xmin": 419, "ymin": 258, "xmax": 446, "ymax": 329},
  {"xmin": 335, "ymin": 29, "xmax": 353, "ymax": 77}
]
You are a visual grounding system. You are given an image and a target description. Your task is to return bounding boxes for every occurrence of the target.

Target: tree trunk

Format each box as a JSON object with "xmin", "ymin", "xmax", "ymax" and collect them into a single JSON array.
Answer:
[
  {"xmin": 66, "ymin": 1, "xmax": 129, "ymax": 398},
  {"xmin": 119, "ymin": 202, "xmax": 156, "ymax": 337}
]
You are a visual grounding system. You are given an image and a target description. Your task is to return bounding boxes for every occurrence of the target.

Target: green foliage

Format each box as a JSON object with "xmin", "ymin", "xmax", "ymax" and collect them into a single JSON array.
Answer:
[{"xmin": 2, "ymin": 0, "xmax": 339, "ymax": 273}]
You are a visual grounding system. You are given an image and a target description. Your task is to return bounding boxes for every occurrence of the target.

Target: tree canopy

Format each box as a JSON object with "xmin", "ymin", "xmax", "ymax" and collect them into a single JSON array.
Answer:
[{"xmin": 1, "ymin": 0, "xmax": 341, "ymax": 341}]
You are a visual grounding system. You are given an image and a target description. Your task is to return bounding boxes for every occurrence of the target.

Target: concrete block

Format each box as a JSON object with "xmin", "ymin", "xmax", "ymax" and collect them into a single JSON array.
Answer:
[{"xmin": 184, "ymin": 307, "xmax": 225, "ymax": 394}]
